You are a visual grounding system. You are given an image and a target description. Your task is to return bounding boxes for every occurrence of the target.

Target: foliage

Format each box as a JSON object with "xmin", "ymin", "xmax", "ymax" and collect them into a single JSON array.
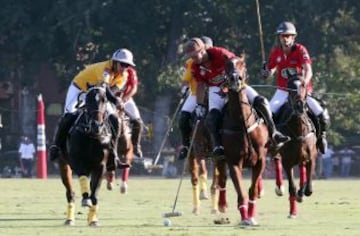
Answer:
[{"xmin": 0, "ymin": 0, "xmax": 359, "ymax": 145}]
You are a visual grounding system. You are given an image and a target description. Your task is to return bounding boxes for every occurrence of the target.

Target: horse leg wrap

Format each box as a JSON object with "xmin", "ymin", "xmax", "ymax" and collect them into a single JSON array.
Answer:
[
  {"xmin": 199, "ymin": 174, "xmax": 208, "ymax": 192},
  {"xmin": 88, "ymin": 205, "xmax": 98, "ymax": 225},
  {"xmin": 66, "ymin": 202, "xmax": 75, "ymax": 221},
  {"xmin": 238, "ymin": 203, "xmax": 248, "ymax": 221},
  {"xmin": 192, "ymin": 185, "xmax": 200, "ymax": 208},
  {"xmin": 79, "ymin": 176, "xmax": 90, "ymax": 197},
  {"xmin": 248, "ymin": 199, "xmax": 256, "ymax": 218}
]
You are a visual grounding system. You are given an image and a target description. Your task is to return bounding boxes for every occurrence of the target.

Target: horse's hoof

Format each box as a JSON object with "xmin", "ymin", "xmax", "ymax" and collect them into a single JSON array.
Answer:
[
  {"xmin": 275, "ymin": 185, "xmax": 285, "ymax": 196},
  {"xmin": 107, "ymin": 181, "xmax": 114, "ymax": 191},
  {"xmin": 248, "ymin": 217, "xmax": 259, "ymax": 226},
  {"xmin": 120, "ymin": 182, "xmax": 128, "ymax": 194},
  {"xmin": 211, "ymin": 209, "xmax": 219, "ymax": 215},
  {"xmin": 64, "ymin": 219, "xmax": 75, "ymax": 226},
  {"xmin": 239, "ymin": 219, "xmax": 251, "ymax": 226},
  {"xmin": 288, "ymin": 214, "xmax": 297, "ymax": 219},
  {"xmin": 89, "ymin": 220, "xmax": 100, "ymax": 227},
  {"xmin": 218, "ymin": 205, "xmax": 227, "ymax": 213},
  {"xmin": 258, "ymin": 189, "xmax": 265, "ymax": 198},
  {"xmin": 304, "ymin": 190, "xmax": 313, "ymax": 197},
  {"xmin": 192, "ymin": 207, "xmax": 200, "ymax": 215},
  {"xmin": 82, "ymin": 198, "xmax": 92, "ymax": 207},
  {"xmin": 200, "ymin": 190, "xmax": 209, "ymax": 200}
]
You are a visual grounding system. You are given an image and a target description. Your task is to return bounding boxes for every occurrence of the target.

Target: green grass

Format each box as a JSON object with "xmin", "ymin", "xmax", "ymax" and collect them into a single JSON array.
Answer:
[{"xmin": 0, "ymin": 176, "xmax": 359, "ymax": 236}]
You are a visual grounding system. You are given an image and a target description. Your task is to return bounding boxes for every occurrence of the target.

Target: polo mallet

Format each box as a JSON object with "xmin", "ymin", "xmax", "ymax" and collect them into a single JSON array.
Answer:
[
  {"xmin": 255, "ymin": 0, "xmax": 266, "ymax": 62},
  {"xmin": 163, "ymin": 119, "xmax": 200, "ymax": 218},
  {"xmin": 148, "ymin": 95, "xmax": 188, "ymax": 171}
]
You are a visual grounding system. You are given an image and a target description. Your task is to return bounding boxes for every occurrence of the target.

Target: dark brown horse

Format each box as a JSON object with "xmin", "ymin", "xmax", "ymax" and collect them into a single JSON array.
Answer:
[
  {"xmin": 59, "ymin": 85, "xmax": 116, "ymax": 226},
  {"xmin": 189, "ymin": 115, "xmax": 227, "ymax": 216},
  {"xmin": 274, "ymin": 73, "xmax": 317, "ymax": 218},
  {"xmin": 221, "ymin": 56, "xmax": 268, "ymax": 226}
]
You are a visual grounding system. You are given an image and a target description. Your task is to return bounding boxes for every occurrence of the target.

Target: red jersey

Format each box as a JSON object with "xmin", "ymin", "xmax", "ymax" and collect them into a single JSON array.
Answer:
[
  {"xmin": 190, "ymin": 47, "xmax": 235, "ymax": 86},
  {"xmin": 267, "ymin": 43, "xmax": 313, "ymax": 92},
  {"xmin": 123, "ymin": 67, "xmax": 138, "ymax": 97}
]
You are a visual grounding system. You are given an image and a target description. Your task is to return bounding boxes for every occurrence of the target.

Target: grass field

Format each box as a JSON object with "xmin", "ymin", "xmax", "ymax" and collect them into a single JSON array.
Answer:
[{"xmin": 0, "ymin": 176, "xmax": 359, "ymax": 236}]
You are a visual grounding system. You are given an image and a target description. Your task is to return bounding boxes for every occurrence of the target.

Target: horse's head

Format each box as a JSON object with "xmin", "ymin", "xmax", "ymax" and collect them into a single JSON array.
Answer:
[
  {"xmin": 286, "ymin": 71, "xmax": 307, "ymax": 115},
  {"xmin": 223, "ymin": 56, "xmax": 248, "ymax": 92},
  {"xmin": 85, "ymin": 84, "xmax": 108, "ymax": 135}
]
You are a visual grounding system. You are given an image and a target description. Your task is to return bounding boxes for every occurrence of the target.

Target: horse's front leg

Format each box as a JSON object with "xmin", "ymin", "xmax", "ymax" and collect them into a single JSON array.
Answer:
[
  {"xmin": 304, "ymin": 160, "xmax": 314, "ymax": 197},
  {"xmin": 88, "ymin": 162, "xmax": 106, "ymax": 226},
  {"xmin": 188, "ymin": 154, "xmax": 200, "ymax": 215},
  {"xmin": 198, "ymin": 157, "xmax": 209, "ymax": 200},
  {"xmin": 284, "ymin": 166, "xmax": 297, "ymax": 218},
  {"xmin": 216, "ymin": 159, "xmax": 227, "ymax": 213},
  {"xmin": 59, "ymin": 159, "xmax": 75, "ymax": 226}
]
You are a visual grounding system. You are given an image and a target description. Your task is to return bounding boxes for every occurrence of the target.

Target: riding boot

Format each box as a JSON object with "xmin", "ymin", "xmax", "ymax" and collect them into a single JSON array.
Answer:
[
  {"xmin": 178, "ymin": 111, "xmax": 192, "ymax": 160},
  {"xmin": 130, "ymin": 119, "xmax": 143, "ymax": 158},
  {"xmin": 205, "ymin": 109, "xmax": 224, "ymax": 159},
  {"xmin": 253, "ymin": 96, "xmax": 290, "ymax": 150},
  {"xmin": 316, "ymin": 110, "xmax": 330, "ymax": 154},
  {"xmin": 49, "ymin": 113, "xmax": 77, "ymax": 161},
  {"xmin": 108, "ymin": 114, "xmax": 130, "ymax": 170}
]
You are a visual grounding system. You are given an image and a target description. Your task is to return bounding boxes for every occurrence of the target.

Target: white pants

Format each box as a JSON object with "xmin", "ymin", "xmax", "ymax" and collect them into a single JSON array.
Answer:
[
  {"xmin": 270, "ymin": 89, "xmax": 323, "ymax": 115},
  {"xmin": 64, "ymin": 83, "xmax": 117, "ymax": 115},
  {"xmin": 64, "ymin": 83, "xmax": 83, "ymax": 113},
  {"xmin": 124, "ymin": 98, "xmax": 141, "ymax": 120},
  {"xmin": 202, "ymin": 85, "xmax": 259, "ymax": 112},
  {"xmin": 181, "ymin": 95, "xmax": 197, "ymax": 113}
]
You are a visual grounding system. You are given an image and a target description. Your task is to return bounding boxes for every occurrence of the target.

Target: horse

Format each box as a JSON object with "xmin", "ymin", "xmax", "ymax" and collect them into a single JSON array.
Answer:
[
  {"xmin": 59, "ymin": 84, "xmax": 115, "ymax": 226},
  {"xmin": 188, "ymin": 114, "xmax": 228, "ymax": 217},
  {"xmin": 274, "ymin": 73, "xmax": 318, "ymax": 218},
  {"xmin": 105, "ymin": 113, "xmax": 134, "ymax": 194},
  {"xmin": 221, "ymin": 56, "xmax": 269, "ymax": 226}
]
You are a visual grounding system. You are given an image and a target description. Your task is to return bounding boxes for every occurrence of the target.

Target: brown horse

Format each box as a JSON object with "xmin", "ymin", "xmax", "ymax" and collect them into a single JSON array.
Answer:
[
  {"xmin": 274, "ymin": 73, "xmax": 317, "ymax": 218},
  {"xmin": 188, "ymin": 116, "xmax": 228, "ymax": 216},
  {"xmin": 221, "ymin": 56, "xmax": 269, "ymax": 226},
  {"xmin": 105, "ymin": 114, "xmax": 134, "ymax": 194},
  {"xmin": 59, "ymin": 85, "xmax": 113, "ymax": 226}
]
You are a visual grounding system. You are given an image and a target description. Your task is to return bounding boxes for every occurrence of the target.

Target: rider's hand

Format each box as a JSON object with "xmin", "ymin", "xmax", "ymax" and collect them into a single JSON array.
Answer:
[
  {"xmin": 261, "ymin": 61, "xmax": 270, "ymax": 79},
  {"xmin": 195, "ymin": 104, "xmax": 206, "ymax": 119}
]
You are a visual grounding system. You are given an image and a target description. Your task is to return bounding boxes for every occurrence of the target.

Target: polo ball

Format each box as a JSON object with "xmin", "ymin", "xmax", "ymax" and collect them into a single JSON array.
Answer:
[{"xmin": 163, "ymin": 218, "xmax": 171, "ymax": 226}]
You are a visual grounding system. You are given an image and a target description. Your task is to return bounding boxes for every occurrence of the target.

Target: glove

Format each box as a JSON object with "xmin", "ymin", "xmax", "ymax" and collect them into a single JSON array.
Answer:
[
  {"xmin": 195, "ymin": 104, "xmax": 206, "ymax": 119},
  {"xmin": 180, "ymin": 86, "xmax": 189, "ymax": 97},
  {"xmin": 261, "ymin": 61, "xmax": 270, "ymax": 79}
]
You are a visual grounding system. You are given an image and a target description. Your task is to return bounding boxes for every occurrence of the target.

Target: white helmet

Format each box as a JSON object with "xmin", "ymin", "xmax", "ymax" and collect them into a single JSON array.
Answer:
[{"xmin": 112, "ymin": 48, "xmax": 136, "ymax": 67}]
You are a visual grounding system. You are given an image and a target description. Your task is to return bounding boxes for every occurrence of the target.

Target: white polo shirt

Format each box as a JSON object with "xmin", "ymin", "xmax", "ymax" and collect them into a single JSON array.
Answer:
[{"xmin": 19, "ymin": 143, "xmax": 36, "ymax": 160}]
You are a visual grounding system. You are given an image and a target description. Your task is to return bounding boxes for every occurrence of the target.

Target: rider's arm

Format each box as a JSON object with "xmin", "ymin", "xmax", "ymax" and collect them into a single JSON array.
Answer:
[{"xmin": 302, "ymin": 62, "xmax": 313, "ymax": 86}]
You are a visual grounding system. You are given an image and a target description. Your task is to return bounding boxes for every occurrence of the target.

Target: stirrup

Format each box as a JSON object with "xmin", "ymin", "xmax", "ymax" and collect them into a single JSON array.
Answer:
[
  {"xmin": 317, "ymin": 137, "xmax": 327, "ymax": 154},
  {"xmin": 273, "ymin": 132, "xmax": 291, "ymax": 149},
  {"xmin": 177, "ymin": 146, "xmax": 189, "ymax": 160}
]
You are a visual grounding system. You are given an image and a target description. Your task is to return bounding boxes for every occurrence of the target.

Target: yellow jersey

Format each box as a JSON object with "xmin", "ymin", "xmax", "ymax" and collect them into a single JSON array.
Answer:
[
  {"xmin": 182, "ymin": 59, "xmax": 197, "ymax": 95},
  {"xmin": 73, "ymin": 61, "xmax": 128, "ymax": 91}
]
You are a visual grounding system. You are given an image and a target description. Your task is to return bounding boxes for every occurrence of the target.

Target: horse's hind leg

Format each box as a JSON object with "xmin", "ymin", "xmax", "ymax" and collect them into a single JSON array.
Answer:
[
  {"xmin": 120, "ymin": 135, "xmax": 133, "ymax": 194},
  {"xmin": 198, "ymin": 158, "xmax": 209, "ymax": 200},
  {"xmin": 59, "ymin": 160, "xmax": 75, "ymax": 226},
  {"xmin": 274, "ymin": 156, "xmax": 285, "ymax": 196},
  {"xmin": 189, "ymin": 154, "xmax": 200, "ymax": 215},
  {"xmin": 210, "ymin": 162, "xmax": 219, "ymax": 214},
  {"xmin": 297, "ymin": 165, "xmax": 307, "ymax": 199}
]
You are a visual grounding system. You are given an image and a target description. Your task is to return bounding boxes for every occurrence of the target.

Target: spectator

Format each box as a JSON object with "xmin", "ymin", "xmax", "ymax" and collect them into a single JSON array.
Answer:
[
  {"xmin": 338, "ymin": 146, "xmax": 355, "ymax": 177},
  {"xmin": 18, "ymin": 136, "xmax": 36, "ymax": 178},
  {"xmin": 320, "ymin": 145, "xmax": 334, "ymax": 179}
]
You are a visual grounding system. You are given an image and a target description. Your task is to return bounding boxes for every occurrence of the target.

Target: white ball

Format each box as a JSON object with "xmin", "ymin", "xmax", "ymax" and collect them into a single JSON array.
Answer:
[{"xmin": 163, "ymin": 218, "xmax": 171, "ymax": 227}]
